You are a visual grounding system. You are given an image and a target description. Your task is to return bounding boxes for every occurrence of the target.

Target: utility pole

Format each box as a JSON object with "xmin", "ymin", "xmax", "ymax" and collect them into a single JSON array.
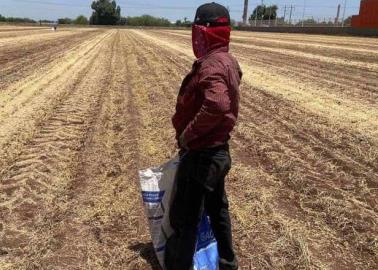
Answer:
[
  {"xmin": 242, "ymin": 0, "xmax": 249, "ymax": 25},
  {"xmin": 261, "ymin": 0, "xmax": 265, "ymax": 26},
  {"xmin": 275, "ymin": 13, "xmax": 278, "ymax": 26},
  {"xmin": 255, "ymin": 8, "xmax": 258, "ymax": 26},
  {"xmin": 289, "ymin": 5, "xmax": 294, "ymax": 25},
  {"xmin": 268, "ymin": 5, "xmax": 272, "ymax": 26},
  {"xmin": 335, "ymin": 4, "xmax": 341, "ymax": 25},
  {"xmin": 283, "ymin": 5, "xmax": 287, "ymax": 24},
  {"xmin": 341, "ymin": 0, "xmax": 347, "ymax": 27},
  {"xmin": 302, "ymin": 0, "xmax": 306, "ymax": 27}
]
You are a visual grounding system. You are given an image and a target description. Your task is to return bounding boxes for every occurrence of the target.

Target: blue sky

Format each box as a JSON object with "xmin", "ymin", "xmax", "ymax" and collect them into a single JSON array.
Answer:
[{"xmin": 0, "ymin": 0, "xmax": 361, "ymax": 22}]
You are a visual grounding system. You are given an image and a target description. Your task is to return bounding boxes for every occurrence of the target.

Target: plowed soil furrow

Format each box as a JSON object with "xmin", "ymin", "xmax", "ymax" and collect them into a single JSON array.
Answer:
[
  {"xmin": 152, "ymin": 30, "xmax": 378, "ymax": 70},
  {"xmin": 166, "ymin": 29, "xmax": 378, "ymax": 49},
  {"xmin": 161, "ymin": 30, "xmax": 378, "ymax": 62},
  {"xmin": 128, "ymin": 30, "xmax": 326, "ymax": 269},
  {"xmin": 0, "ymin": 30, "xmax": 103, "ymax": 90},
  {"xmin": 0, "ymin": 29, "xmax": 94, "ymax": 49},
  {"xmin": 0, "ymin": 29, "xmax": 56, "ymax": 39},
  {"xmin": 130, "ymin": 29, "xmax": 378, "ymax": 199},
  {"xmin": 1, "ymin": 28, "xmax": 377, "ymax": 270},
  {"xmin": 154, "ymin": 30, "xmax": 378, "ymax": 82},
  {"xmin": 233, "ymin": 38, "xmax": 378, "ymax": 63},
  {"xmin": 232, "ymin": 31, "xmax": 378, "ymax": 48},
  {"xmin": 0, "ymin": 30, "xmax": 98, "ymax": 64},
  {"xmin": 132, "ymin": 30, "xmax": 376, "ymax": 177},
  {"xmin": 0, "ymin": 30, "xmax": 115, "ymax": 268},
  {"xmin": 149, "ymin": 30, "xmax": 378, "ymax": 102},
  {"xmin": 140, "ymin": 30, "xmax": 378, "ymax": 141},
  {"xmin": 130, "ymin": 29, "xmax": 378, "ymax": 269},
  {"xmin": 239, "ymin": 85, "xmax": 378, "ymax": 174},
  {"xmin": 235, "ymin": 48, "xmax": 378, "ymax": 96},
  {"xmin": 0, "ymin": 31, "xmax": 112, "ymax": 173},
  {"xmin": 233, "ymin": 103, "xmax": 377, "ymax": 268},
  {"xmin": 0, "ymin": 26, "xmax": 49, "ymax": 32}
]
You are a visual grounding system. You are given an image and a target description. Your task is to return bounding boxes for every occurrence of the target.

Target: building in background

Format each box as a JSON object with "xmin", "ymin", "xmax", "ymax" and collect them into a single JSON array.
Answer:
[{"xmin": 352, "ymin": 0, "xmax": 378, "ymax": 28}]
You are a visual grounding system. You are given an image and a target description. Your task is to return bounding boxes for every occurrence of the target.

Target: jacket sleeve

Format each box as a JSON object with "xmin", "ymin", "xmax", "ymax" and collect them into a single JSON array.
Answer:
[{"xmin": 182, "ymin": 62, "xmax": 231, "ymax": 144}]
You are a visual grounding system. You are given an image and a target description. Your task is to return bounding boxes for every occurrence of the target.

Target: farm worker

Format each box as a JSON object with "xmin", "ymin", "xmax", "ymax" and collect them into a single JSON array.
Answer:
[{"xmin": 166, "ymin": 2, "xmax": 242, "ymax": 270}]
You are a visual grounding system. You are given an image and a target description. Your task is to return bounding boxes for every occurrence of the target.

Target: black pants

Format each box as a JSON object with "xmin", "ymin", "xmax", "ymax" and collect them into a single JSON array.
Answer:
[{"xmin": 165, "ymin": 144, "xmax": 236, "ymax": 270}]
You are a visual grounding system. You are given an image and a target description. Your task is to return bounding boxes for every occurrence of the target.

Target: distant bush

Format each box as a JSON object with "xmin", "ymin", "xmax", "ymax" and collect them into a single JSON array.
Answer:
[
  {"xmin": 343, "ymin": 16, "xmax": 353, "ymax": 26},
  {"xmin": 0, "ymin": 14, "xmax": 36, "ymax": 23},
  {"xmin": 40, "ymin": 19, "xmax": 55, "ymax": 24},
  {"xmin": 74, "ymin": 15, "xmax": 89, "ymax": 25},
  {"xmin": 123, "ymin": 15, "xmax": 171, "ymax": 27},
  {"xmin": 57, "ymin": 16, "xmax": 88, "ymax": 25},
  {"xmin": 58, "ymin": 17, "xmax": 73, "ymax": 24},
  {"xmin": 174, "ymin": 18, "xmax": 192, "ymax": 28}
]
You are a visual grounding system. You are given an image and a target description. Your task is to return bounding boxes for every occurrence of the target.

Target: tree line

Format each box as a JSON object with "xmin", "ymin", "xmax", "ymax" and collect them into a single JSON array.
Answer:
[
  {"xmin": 58, "ymin": 15, "xmax": 89, "ymax": 25},
  {"xmin": 0, "ymin": 14, "xmax": 36, "ymax": 23},
  {"xmin": 89, "ymin": 0, "xmax": 172, "ymax": 26},
  {"xmin": 1, "ymin": 0, "xmax": 175, "ymax": 27},
  {"xmin": 2, "ymin": 1, "xmax": 353, "ymax": 27},
  {"xmin": 58, "ymin": 1, "xmax": 172, "ymax": 26},
  {"xmin": 58, "ymin": 14, "xmax": 173, "ymax": 27}
]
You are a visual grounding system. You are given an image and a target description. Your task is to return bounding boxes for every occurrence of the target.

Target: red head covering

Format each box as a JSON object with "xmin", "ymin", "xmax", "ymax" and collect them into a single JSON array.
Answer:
[{"xmin": 192, "ymin": 17, "xmax": 231, "ymax": 59}]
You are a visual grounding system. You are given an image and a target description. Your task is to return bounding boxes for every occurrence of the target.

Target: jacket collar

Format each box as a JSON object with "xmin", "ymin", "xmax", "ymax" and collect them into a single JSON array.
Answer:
[{"xmin": 195, "ymin": 46, "xmax": 229, "ymax": 65}]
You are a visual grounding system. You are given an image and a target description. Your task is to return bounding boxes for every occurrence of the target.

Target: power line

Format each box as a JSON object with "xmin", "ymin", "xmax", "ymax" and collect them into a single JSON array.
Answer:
[
  {"xmin": 4, "ymin": 0, "xmax": 360, "ymax": 22},
  {"xmin": 9, "ymin": 0, "xmax": 360, "ymax": 11}
]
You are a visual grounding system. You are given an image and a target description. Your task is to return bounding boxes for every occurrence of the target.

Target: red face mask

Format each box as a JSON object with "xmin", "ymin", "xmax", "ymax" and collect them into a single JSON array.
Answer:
[{"xmin": 192, "ymin": 23, "xmax": 231, "ymax": 59}]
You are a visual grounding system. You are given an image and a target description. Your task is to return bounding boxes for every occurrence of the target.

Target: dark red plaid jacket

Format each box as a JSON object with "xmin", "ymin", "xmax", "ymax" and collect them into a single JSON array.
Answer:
[{"xmin": 172, "ymin": 46, "xmax": 242, "ymax": 150}]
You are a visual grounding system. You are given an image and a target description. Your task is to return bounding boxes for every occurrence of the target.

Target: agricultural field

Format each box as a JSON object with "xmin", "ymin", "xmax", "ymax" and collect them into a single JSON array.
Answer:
[{"xmin": 0, "ymin": 26, "xmax": 377, "ymax": 269}]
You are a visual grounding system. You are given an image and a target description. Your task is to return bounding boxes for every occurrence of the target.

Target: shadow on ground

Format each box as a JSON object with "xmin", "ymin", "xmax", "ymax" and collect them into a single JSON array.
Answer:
[{"xmin": 129, "ymin": 242, "xmax": 162, "ymax": 270}]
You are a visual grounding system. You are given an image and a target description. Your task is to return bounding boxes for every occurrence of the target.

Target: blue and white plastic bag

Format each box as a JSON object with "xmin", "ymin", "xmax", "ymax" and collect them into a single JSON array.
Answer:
[{"xmin": 139, "ymin": 156, "xmax": 219, "ymax": 270}]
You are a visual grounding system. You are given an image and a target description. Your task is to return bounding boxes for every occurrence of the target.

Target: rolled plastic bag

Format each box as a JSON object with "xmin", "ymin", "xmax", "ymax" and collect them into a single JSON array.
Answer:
[{"xmin": 139, "ymin": 156, "xmax": 219, "ymax": 270}]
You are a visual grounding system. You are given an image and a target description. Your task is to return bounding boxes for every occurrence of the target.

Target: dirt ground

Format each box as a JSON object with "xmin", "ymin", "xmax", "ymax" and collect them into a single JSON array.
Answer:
[{"xmin": 0, "ymin": 26, "xmax": 377, "ymax": 270}]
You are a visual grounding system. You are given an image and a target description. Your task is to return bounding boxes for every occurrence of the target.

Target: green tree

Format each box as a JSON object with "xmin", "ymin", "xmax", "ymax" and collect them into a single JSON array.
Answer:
[
  {"xmin": 58, "ymin": 17, "xmax": 73, "ymax": 24},
  {"xmin": 343, "ymin": 16, "xmax": 353, "ymax": 26},
  {"xmin": 74, "ymin": 15, "xmax": 89, "ymax": 25},
  {"xmin": 90, "ymin": 0, "xmax": 121, "ymax": 25},
  {"xmin": 182, "ymin": 17, "xmax": 192, "ymax": 27},
  {"xmin": 249, "ymin": 4, "xmax": 278, "ymax": 21},
  {"xmin": 118, "ymin": 17, "xmax": 127, "ymax": 25},
  {"xmin": 125, "ymin": 15, "xmax": 171, "ymax": 27},
  {"xmin": 9, "ymin": 17, "xmax": 36, "ymax": 23},
  {"xmin": 40, "ymin": 19, "xmax": 55, "ymax": 23},
  {"xmin": 0, "ymin": 14, "xmax": 36, "ymax": 23}
]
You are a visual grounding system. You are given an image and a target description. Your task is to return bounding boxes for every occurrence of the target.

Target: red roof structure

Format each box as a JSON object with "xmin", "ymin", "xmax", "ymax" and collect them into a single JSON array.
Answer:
[{"xmin": 352, "ymin": 0, "xmax": 378, "ymax": 28}]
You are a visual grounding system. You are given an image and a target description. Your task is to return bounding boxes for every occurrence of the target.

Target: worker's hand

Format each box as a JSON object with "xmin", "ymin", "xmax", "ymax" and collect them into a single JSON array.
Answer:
[{"xmin": 179, "ymin": 133, "xmax": 189, "ymax": 150}]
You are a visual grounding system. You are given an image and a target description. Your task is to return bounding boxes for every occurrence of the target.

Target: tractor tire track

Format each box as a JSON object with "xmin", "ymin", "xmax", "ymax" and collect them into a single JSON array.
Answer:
[
  {"xmin": 130, "ymin": 29, "xmax": 378, "ymax": 269},
  {"xmin": 0, "ymin": 31, "xmax": 112, "ymax": 173},
  {"xmin": 149, "ymin": 31, "xmax": 378, "ymax": 103},
  {"xmin": 0, "ymin": 29, "xmax": 104, "ymax": 90},
  {"xmin": 0, "ymin": 30, "xmax": 116, "ymax": 267}
]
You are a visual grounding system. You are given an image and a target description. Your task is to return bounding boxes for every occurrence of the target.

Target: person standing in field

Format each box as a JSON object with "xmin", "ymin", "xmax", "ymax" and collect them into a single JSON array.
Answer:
[{"xmin": 165, "ymin": 3, "xmax": 242, "ymax": 270}]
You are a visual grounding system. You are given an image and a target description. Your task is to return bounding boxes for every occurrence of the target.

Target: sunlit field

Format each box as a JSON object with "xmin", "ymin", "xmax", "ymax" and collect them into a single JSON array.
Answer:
[{"xmin": 0, "ymin": 26, "xmax": 377, "ymax": 269}]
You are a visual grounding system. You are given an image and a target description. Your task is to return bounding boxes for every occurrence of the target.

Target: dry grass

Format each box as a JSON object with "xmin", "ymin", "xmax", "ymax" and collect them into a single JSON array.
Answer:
[{"xmin": 0, "ymin": 28, "xmax": 377, "ymax": 269}]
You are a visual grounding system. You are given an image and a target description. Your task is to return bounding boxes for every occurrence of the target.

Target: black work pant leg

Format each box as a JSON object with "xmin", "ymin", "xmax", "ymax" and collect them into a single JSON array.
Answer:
[
  {"xmin": 205, "ymin": 177, "xmax": 235, "ymax": 262},
  {"xmin": 165, "ymin": 146, "xmax": 236, "ymax": 270},
  {"xmin": 199, "ymin": 146, "xmax": 235, "ymax": 263},
  {"xmin": 165, "ymin": 152, "xmax": 205, "ymax": 270}
]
